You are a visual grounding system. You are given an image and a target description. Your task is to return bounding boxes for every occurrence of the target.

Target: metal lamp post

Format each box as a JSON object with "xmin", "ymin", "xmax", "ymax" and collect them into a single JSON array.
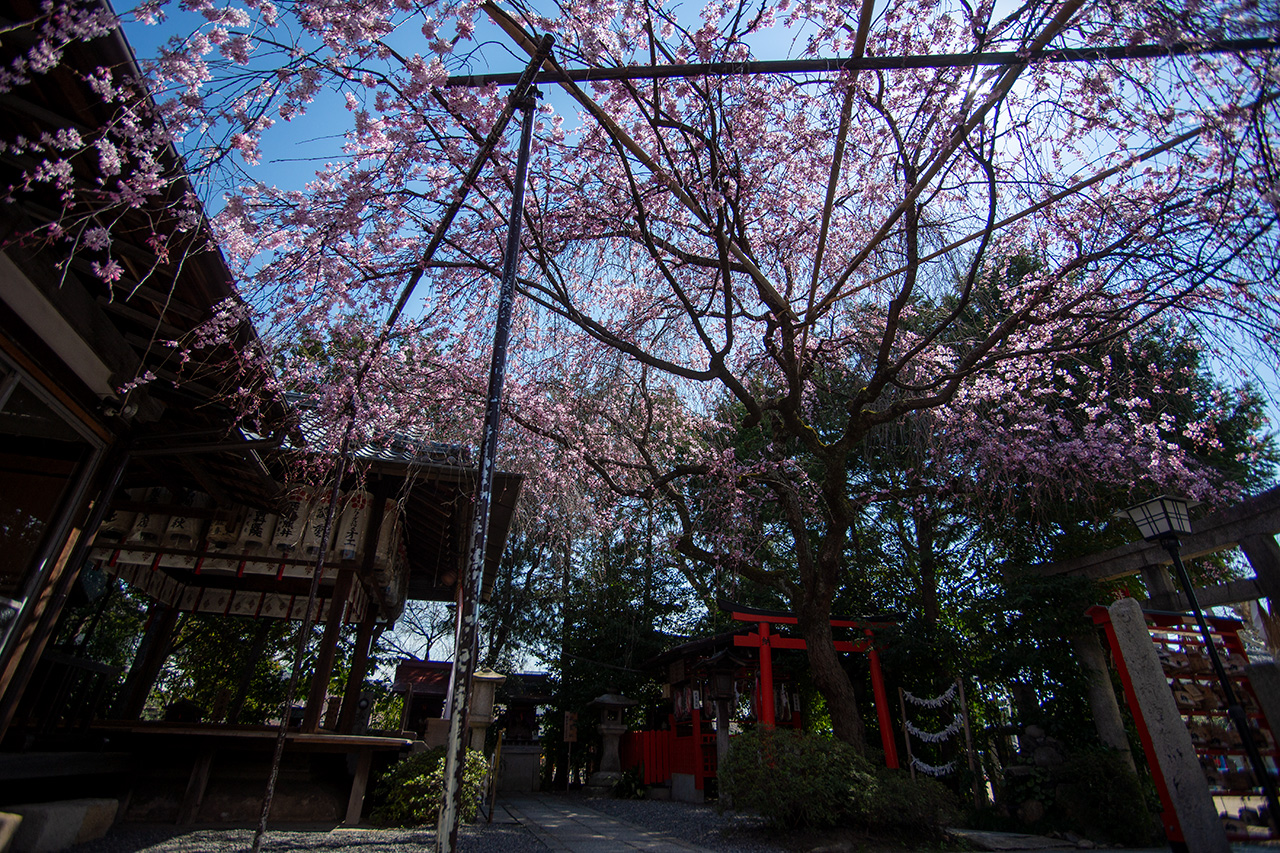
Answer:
[{"xmin": 1118, "ymin": 495, "xmax": 1280, "ymax": 828}]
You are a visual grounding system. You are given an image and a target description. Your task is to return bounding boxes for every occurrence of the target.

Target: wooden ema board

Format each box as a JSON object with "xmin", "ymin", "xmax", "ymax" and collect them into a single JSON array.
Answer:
[{"xmin": 1090, "ymin": 605, "xmax": 1278, "ymax": 844}]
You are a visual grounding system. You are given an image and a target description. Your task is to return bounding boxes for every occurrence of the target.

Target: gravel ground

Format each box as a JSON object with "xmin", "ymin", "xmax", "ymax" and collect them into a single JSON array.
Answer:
[
  {"xmin": 558, "ymin": 792, "xmax": 786, "ymax": 853},
  {"xmin": 64, "ymin": 795, "xmax": 788, "ymax": 853},
  {"xmin": 68, "ymin": 822, "xmax": 547, "ymax": 853}
]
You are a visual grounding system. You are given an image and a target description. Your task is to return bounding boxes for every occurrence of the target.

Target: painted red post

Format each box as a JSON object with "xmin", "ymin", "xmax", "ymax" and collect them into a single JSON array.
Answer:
[
  {"xmin": 758, "ymin": 622, "xmax": 775, "ymax": 727},
  {"xmin": 866, "ymin": 629, "xmax": 898, "ymax": 768}
]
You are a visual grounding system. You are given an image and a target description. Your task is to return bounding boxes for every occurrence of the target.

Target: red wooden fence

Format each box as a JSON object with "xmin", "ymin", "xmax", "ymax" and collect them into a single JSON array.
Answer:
[{"xmin": 620, "ymin": 727, "xmax": 673, "ymax": 785}]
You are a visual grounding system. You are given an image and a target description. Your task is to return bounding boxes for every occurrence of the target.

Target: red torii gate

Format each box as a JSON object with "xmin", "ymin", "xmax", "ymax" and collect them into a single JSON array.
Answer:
[{"xmin": 724, "ymin": 601, "xmax": 901, "ymax": 769}]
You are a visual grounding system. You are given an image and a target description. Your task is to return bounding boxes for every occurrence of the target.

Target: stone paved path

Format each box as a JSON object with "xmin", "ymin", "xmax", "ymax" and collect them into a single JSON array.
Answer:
[{"xmin": 501, "ymin": 795, "xmax": 713, "ymax": 852}]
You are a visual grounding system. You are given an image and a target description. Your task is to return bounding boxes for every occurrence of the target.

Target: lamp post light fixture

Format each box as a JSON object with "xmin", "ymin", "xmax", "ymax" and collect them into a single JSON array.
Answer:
[{"xmin": 1118, "ymin": 495, "xmax": 1280, "ymax": 829}]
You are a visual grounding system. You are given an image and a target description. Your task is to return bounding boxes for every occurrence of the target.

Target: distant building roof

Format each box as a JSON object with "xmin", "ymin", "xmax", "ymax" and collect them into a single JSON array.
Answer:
[{"xmin": 391, "ymin": 660, "xmax": 453, "ymax": 696}]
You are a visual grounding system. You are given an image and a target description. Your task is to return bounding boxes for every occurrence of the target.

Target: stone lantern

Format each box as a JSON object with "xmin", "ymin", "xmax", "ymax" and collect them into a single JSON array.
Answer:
[
  {"xmin": 468, "ymin": 668, "xmax": 507, "ymax": 750},
  {"xmin": 586, "ymin": 690, "xmax": 637, "ymax": 792}
]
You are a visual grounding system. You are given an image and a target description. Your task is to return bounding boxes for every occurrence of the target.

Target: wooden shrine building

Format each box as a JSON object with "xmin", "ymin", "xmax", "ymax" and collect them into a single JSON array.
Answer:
[{"xmin": 0, "ymin": 0, "xmax": 522, "ymax": 827}]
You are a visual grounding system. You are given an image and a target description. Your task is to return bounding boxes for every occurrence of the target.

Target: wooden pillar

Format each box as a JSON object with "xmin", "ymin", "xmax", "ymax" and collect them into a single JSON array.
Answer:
[
  {"xmin": 757, "ymin": 622, "xmax": 774, "ymax": 727},
  {"xmin": 0, "ymin": 528, "xmax": 85, "ymax": 737},
  {"xmin": 400, "ymin": 691, "xmax": 415, "ymax": 736},
  {"xmin": 866, "ymin": 630, "xmax": 898, "ymax": 769},
  {"xmin": 118, "ymin": 601, "xmax": 181, "ymax": 720},
  {"xmin": 303, "ymin": 569, "xmax": 354, "ymax": 732},
  {"xmin": 338, "ymin": 610, "xmax": 378, "ymax": 734},
  {"xmin": 331, "ymin": 477, "xmax": 390, "ymax": 734}
]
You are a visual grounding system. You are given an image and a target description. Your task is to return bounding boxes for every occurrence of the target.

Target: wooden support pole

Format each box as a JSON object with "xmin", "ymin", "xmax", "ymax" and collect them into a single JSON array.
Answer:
[
  {"xmin": 898, "ymin": 687, "xmax": 915, "ymax": 780},
  {"xmin": 344, "ymin": 748, "xmax": 373, "ymax": 826},
  {"xmin": 338, "ymin": 610, "xmax": 378, "ymax": 734},
  {"xmin": 303, "ymin": 569, "xmax": 355, "ymax": 732},
  {"xmin": 956, "ymin": 679, "xmax": 983, "ymax": 809},
  {"xmin": 337, "ymin": 479, "xmax": 390, "ymax": 734},
  {"xmin": 178, "ymin": 747, "xmax": 216, "ymax": 824},
  {"xmin": 228, "ymin": 621, "xmax": 273, "ymax": 724}
]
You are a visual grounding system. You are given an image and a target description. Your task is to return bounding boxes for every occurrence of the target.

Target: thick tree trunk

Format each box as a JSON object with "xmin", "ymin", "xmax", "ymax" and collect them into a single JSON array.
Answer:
[
  {"xmin": 914, "ymin": 507, "xmax": 939, "ymax": 630},
  {"xmin": 795, "ymin": 591, "xmax": 866, "ymax": 750}
]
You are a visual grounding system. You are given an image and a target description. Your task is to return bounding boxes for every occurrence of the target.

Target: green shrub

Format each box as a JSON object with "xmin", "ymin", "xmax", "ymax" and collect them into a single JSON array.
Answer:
[
  {"xmin": 718, "ymin": 727, "xmax": 876, "ymax": 829},
  {"xmin": 369, "ymin": 746, "xmax": 490, "ymax": 826},
  {"xmin": 613, "ymin": 765, "xmax": 647, "ymax": 799},
  {"xmin": 862, "ymin": 768, "xmax": 959, "ymax": 839},
  {"xmin": 1053, "ymin": 748, "xmax": 1155, "ymax": 847}
]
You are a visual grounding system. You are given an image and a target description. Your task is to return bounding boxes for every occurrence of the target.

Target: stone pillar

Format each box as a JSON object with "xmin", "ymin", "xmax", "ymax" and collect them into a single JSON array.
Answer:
[
  {"xmin": 1109, "ymin": 598, "xmax": 1227, "ymax": 853},
  {"xmin": 1241, "ymin": 534, "xmax": 1280, "ymax": 604},
  {"xmin": 1069, "ymin": 626, "xmax": 1136, "ymax": 773},
  {"xmin": 1245, "ymin": 661, "xmax": 1280, "ymax": 739},
  {"xmin": 1141, "ymin": 562, "xmax": 1179, "ymax": 611}
]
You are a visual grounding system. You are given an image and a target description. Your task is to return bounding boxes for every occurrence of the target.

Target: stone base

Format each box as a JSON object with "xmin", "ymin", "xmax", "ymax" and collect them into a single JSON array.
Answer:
[
  {"xmin": 422, "ymin": 719, "xmax": 450, "ymax": 749},
  {"xmin": 670, "ymin": 773, "xmax": 704, "ymax": 804},
  {"xmin": 3, "ymin": 799, "xmax": 117, "ymax": 853},
  {"xmin": 498, "ymin": 745, "xmax": 542, "ymax": 793},
  {"xmin": 585, "ymin": 771, "xmax": 621, "ymax": 796}
]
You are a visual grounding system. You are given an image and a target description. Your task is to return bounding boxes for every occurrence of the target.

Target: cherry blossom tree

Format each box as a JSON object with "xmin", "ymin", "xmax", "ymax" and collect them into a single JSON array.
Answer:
[{"xmin": 3, "ymin": 0, "xmax": 1278, "ymax": 747}]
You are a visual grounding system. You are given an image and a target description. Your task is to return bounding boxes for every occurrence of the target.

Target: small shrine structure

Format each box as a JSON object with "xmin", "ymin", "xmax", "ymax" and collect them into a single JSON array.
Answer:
[
  {"xmin": 621, "ymin": 602, "xmax": 901, "ymax": 802},
  {"xmin": 496, "ymin": 672, "xmax": 554, "ymax": 793}
]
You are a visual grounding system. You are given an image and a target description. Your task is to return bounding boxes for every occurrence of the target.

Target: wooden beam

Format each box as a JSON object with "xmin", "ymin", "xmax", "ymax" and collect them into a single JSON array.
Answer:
[
  {"xmin": 95, "ymin": 295, "xmax": 186, "ymax": 340},
  {"xmin": 1035, "ymin": 486, "xmax": 1280, "ymax": 581},
  {"xmin": 116, "ymin": 602, "xmax": 181, "ymax": 720}
]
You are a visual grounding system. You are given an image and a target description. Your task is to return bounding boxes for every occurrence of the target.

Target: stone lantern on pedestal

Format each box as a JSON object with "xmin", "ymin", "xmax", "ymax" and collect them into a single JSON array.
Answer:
[
  {"xmin": 468, "ymin": 668, "xmax": 507, "ymax": 750},
  {"xmin": 701, "ymin": 649, "xmax": 747, "ymax": 764},
  {"xmin": 586, "ymin": 690, "xmax": 637, "ymax": 793}
]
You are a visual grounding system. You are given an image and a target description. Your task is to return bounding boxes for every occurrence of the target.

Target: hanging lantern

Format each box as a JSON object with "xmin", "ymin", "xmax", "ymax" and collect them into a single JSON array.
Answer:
[
  {"xmin": 208, "ymin": 505, "xmax": 247, "ymax": 549},
  {"xmin": 238, "ymin": 507, "xmax": 278, "ymax": 553},
  {"xmin": 164, "ymin": 492, "xmax": 212, "ymax": 549},
  {"xmin": 127, "ymin": 487, "xmax": 171, "ymax": 543},
  {"xmin": 335, "ymin": 490, "xmax": 372, "ymax": 562},
  {"xmin": 373, "ymin": 499, "xmax": 401, "ymax": 571},
  {"xmin": 302, "ymin": 488, "xmax": 340, "ymax": 556},
  {"xmin": 271, "ymin": 488, "xmax": 312, "ymax": 553}
]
